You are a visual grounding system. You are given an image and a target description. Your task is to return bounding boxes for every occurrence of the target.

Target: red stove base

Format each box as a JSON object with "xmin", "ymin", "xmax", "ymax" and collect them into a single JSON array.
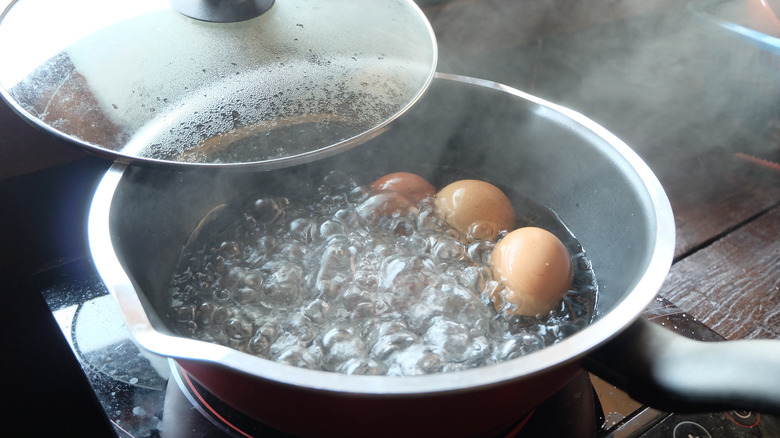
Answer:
[{"xmin": 167, "ymin": 360, "xmax": 599, "ymax": 438}]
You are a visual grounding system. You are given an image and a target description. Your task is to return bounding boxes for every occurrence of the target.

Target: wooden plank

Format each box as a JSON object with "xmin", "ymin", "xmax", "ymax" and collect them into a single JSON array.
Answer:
[
  {"xmin": 0, "ymin": 100, "xmax": 87, "ymax": 180},
  {"xmin": 659, "ymin": 147, "xmax": 780, "ymax": 258},
  {"xmin": 660, "ymin": 205, "xmax": 780, "ymax": 340}
]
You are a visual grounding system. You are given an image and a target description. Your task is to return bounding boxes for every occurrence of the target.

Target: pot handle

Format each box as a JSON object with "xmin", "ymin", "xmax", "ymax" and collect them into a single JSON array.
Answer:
[{"xmin": 583, "ymin": 317, "xmax": 780, "ymax": 415}]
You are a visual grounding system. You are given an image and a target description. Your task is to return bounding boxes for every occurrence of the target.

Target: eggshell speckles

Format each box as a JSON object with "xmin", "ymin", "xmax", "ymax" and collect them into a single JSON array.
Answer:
[
  {"xmin": 435, "ymin": 180, "xmax": 515, "ymax": 242},
  {"xmin": 489, "ymin": 227, "xmax": 573, "ymax": 316}
]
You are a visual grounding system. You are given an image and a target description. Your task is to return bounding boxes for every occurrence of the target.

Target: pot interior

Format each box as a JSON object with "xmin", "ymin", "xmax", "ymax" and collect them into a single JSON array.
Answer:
[{"xmin": 94, "ymin": 74, "xmax": 674, "ymax": 388}]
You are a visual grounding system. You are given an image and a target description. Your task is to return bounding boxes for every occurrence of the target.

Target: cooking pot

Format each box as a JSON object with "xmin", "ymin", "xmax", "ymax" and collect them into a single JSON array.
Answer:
[{"xmin": 88, "ymin": 73, "xmax": 780, "ymax": 437}]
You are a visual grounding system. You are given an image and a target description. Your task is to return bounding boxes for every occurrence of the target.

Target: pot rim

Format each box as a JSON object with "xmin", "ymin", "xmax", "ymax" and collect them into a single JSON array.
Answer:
[{"xmin": 88, "ymin": 73, "xmax": 676, "ymax": 395}]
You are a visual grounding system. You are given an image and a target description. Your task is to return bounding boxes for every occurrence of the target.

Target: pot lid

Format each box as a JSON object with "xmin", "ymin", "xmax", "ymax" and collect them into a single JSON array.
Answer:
[{"xmin": 0, "ymin": 0, "xmax": 437, "ymax": 168}]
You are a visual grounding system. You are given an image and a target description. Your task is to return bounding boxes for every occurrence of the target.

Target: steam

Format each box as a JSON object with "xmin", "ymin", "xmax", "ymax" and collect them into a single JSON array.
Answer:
[{"xmin": 427, "ymin": 0, "xmax": 780, "ymax": 169}]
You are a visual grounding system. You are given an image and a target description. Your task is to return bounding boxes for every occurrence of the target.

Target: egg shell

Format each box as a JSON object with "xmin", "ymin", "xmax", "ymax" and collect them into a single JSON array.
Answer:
[
  {"xmin": 370, "ymin": 172, "xmax": 436, "ymax": 202},
  {"xmin": 490, "ymin": 227, "xmax": 573, "ymax": 316},
  {"xmin": 435, "ymin": 179, "xmax": 516, "ymax": 241}
]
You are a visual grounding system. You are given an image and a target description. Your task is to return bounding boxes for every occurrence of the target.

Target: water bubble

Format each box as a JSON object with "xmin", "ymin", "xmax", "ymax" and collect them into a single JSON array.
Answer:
[
  {"xmin": 338, "ymin": 357, "xmax": 387, "ymax": 376},
  {"xmin": 467, "ymin": 220, "xmax": 498, "ymax": 242},
  {"xmin": 467, "ymin": 240, "xmax": 494, "ymax": 265},
  {"xmin": 213, "ymin": 288, "xmax": 232, "ymax": 302},
  {"xmin": 284, "ymin": 312, "xmax": 316, "ymax": 347},
  {"xmin": 289, "ymin": 218, "xmax": 317, "ymax": 243},
  {"xmin": 424, "ymin": 318, "xmax": 472, "ymax": 362},
  {"xmin": 261, "ymin": 265, "xmax": 302, "ymax": 307},
  {"xmin": 319, "ymin": 220, "xmax": 344, "ymax": 238},
  {"xmin": 321, "ymin": 325, "xmax": 365, "ymax": 371},
  {"xmin": 416, "ymin": 204, "xmax": 447, "ymax": 232},
  {"xmin": 347, "ymin": 185, "xmax": 370, "ymax": 203},
  {"xmin": 205, "ymin": 256, "xmax": 226, "ymax": 274},
  {"xmin": 353, "ymin": 268, "xmax": 379, "ymax": 291},
  {"xmin": 275, "ymin": 345, "xmax": 317, "ymax": 369},
  {"xmin": 380, "ymin": 256, "xmax": 434, "ymax": 296},
  {"xmin": 223, "ymin": 266, "xmax": 246, "ymax": 289},
  {"xmin": 177, "ymin": 320, "xmax": 198, "ymax": 336},
  {"xmin": 252, "ymin": 234, "xmax": 273, "ymax": 250},
  {"xmin": 341, "ymin": 286, "xmax": 373, "ymax": 309},
  {"xmin": 391, "ymin": 345, "xmax": 443, "ymax": 376},
  {"xmin": 234, "ymin": 286, "xmax": 260, "ymax": 305},
  {"xmin": 218, "ymin": 241, "xmax": 241, "ymax": 258},
  {"xmin": 212, "ymin": 306, "xmax": 235, "ymax": 325},
  {"xmin": 303, "ymin": 298, "xmax": 331, "ymax": 323},
  {"xmin": 333, "ymin": 208, "xmax": 362, "ymax": 231},
  {"xmin": 172, "ymin": 267, "xmax": 194, "ymax": 285},
  {"xmin": 172, "ymin": 305, "xmax": 195, "ymax": 323},
  {"xmin": 315, "ymin": 242, "xmax": 354, "ymax": 299},
  {"xmin": 275, "ymin": 242, "xmax": 305, "ymax": 262},
  {"xmin": 356, "ymin": 192, "xmax": 417, "ymax": 224},
  {"xmin": 167, "ymin": 171, "xmax": 598, "ymax": 375},
  {"xmin": 499, "ymin": 332, "xmax": 545, "ymax": 359},
  {"xmin": 429, "ymin": 235, "xmax": 465, "ymax": 260},
  {"xmin": 370, "ymin": 329, "xmax": 417, "ymax": 360},
  {"xmin": 253, "ymin": 198, "xmax": 283, "ymax": 223},
  {"xmin": 247, "ymin": 336, "xmax": 270, "ymax": 356},
  {"xmin": 195, "ymin": 301, "xmax": 217, "ymax": 325},
  {"xmin": 323, "ymin": 170, "xmax": 351, "ymax": 190},
  {"xmin": 226, "ymin": 318, "xmax": 254, "ymax": 341},
  {"xmin": 242, "ymin": 271, "xmax": 264, "ymax": 289},
  {"xmin": 350, "ymin": 301, "xmax": 380, "ymax": 318}
]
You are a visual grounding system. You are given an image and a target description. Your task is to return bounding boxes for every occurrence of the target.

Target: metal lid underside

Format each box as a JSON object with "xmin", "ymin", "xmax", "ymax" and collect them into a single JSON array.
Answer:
[{"xmin": 0, "ymin": 0, "xmax": 437, "ymax": 168}]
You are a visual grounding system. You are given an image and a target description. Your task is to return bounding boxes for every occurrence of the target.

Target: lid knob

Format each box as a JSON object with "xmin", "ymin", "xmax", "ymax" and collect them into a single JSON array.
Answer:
[{"xmin": 170, "ymin": 0, "xmax": 275, "ymax": 22}]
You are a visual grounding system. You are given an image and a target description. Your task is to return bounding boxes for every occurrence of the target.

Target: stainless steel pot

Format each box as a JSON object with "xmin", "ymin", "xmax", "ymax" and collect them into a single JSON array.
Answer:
[{"xmin": 88, "ymin": 73, "xmax": 780, "ymax": 437}]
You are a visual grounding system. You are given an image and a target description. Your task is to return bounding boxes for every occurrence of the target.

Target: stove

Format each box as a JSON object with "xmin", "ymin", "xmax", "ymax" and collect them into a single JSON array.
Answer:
[
  {"xmin": 7, "ymin": 0, "xmax": 779, "ymax": 436},
  {"xmin": 36, "ymin": 257, "xmax": 780, "ymax": 438}
]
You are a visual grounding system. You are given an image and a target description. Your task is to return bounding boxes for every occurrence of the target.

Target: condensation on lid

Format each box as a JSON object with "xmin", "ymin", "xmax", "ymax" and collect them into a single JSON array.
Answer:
[{"xmin": 0, "ymin": 0, "xmax": 437, "ymax": 167}]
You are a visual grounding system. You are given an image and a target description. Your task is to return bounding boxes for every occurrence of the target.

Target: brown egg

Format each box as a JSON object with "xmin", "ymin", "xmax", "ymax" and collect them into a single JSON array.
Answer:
[
  {"xmin": 370, "ymin": 172, "xmax": 436, "ymax": 202},
  {"xmin": 489, "ymin": 227, "xmax": 573, "ymax": 316},
  {"xmin": 435, "ymin": 180, "xmax": 515, "ymax": 241}
]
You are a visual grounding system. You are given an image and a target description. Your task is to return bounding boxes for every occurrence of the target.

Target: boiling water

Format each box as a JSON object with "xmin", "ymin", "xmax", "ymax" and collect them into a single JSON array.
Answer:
[{"xmin": 166, "ymin": 171, "xmax": 598, "ymax": 376}]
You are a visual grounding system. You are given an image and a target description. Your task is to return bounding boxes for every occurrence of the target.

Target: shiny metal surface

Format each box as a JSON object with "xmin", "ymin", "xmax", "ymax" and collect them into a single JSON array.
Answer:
[
  {"xmin": 88, "ymin": 74, "xmax": 676, "ymax": 394},
  {"xmin": 0, "ymin": 0, "xmax": 437, "ymax": 168}
]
